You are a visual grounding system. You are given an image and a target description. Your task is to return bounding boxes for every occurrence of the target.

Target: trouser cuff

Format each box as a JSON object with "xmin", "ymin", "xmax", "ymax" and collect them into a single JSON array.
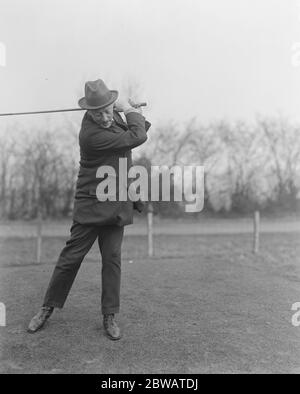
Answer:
[
  {"xmin": 102, "ymin": 307, "xmax": 120, "ymax": 315},
  {"xmin": 42, "ymin": 302, "xmax": 63, "ymax": 309}
]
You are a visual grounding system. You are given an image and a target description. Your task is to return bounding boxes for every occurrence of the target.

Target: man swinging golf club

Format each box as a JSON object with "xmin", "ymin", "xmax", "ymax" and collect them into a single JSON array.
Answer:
[{"xmin": 27, "ymin": 79, "xmax": 151, "ymax": 340}]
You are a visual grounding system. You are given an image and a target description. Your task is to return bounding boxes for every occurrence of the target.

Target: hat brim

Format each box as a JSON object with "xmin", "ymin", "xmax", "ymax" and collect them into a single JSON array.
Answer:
[{"xmin": 78, "ymin": 90, "xmax": 118, "ymax": 110}]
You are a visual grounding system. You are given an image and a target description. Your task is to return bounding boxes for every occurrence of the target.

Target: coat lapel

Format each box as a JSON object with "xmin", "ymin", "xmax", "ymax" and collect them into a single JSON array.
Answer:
[{"xmin": 113, "ymin": 110, "xmax": 128, "ymax": 130}]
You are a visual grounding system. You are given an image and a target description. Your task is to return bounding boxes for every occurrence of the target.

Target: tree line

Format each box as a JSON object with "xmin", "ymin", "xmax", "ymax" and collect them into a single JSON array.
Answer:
[{"xmin": 0, "ymin": 115, "xmax": 299, "ymax": 219}]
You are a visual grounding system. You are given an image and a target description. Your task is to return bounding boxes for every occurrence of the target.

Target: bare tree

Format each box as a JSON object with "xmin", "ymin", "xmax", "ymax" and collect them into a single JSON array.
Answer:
[
  {"xmin": 258, "ymin": 116, "xmax": 300, "ymax": 209},
  {"xmin": 0, "ymin": 127, "xmax": 17, "ymax": 217}
]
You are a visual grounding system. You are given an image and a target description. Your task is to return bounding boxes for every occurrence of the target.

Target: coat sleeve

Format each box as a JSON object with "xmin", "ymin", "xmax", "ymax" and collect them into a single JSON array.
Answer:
[
  {"xmin": 145, "ymin": 119, "xmax": 151, "ymax": 132},
  {"xmin": 87, "ymin": 112, "xmax": 148, "ymax": 152}
]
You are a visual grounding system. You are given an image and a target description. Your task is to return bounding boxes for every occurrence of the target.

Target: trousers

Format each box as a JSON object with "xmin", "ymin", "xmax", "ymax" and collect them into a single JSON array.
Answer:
[{"xmin": 42, "ymin": 221, "xmax": 124, "ymax": 315}]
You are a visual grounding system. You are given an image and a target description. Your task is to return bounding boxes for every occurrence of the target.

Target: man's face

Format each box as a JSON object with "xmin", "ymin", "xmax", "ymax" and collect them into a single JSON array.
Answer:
[{"xmin": 88, "ymin": 104, "xmax": 114, "ymax": 128}]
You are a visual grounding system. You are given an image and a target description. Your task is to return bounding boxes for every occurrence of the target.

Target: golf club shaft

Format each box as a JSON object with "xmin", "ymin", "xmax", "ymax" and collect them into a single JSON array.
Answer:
[
  {"xmin": 0, "ymin": 108, "xmax": 84, "ymax": 117},
  {"xmin": 0, "ymin": 102, "xmax": 147, "ymax": 117}
]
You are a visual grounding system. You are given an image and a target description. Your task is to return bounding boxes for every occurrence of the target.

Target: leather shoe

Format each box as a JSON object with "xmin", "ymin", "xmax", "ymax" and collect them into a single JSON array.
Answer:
[
  {"xmin": 103, "ymin": 314, "xmax": 121, "ymax": 340},
  {"xmin": 27, "ymin": 306, "xmax": 54, "ymax": 333}
]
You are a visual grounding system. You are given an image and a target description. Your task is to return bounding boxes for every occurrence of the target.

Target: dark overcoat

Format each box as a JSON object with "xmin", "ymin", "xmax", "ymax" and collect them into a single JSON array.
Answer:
[{"xmin": 72, "ymin": 110, "xmax": 151, "ymax": 226}]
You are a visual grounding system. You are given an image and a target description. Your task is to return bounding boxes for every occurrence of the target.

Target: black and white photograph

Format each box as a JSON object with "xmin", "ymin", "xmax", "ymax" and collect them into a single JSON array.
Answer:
[{"xmin": 0, "ymin": 0, "xmax": 299, "ymax": 377}]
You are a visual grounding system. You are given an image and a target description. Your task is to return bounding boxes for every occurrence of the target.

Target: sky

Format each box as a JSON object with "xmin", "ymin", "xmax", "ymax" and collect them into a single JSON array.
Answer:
[{"xmin": 0, "ymin": 0, "xmax": 299, "ymax": 130}]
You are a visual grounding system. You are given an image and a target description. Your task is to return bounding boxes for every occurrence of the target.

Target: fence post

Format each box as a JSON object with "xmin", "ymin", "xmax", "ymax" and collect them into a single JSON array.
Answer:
[
  {"xmin": 36, "ymin": 210, "xmax": 42, "ymax": 263},
  {"xmin": 147, "ymin": 203, "xmax": 154, "ymax": 257},
  {"xmin": 253, "ymin": 210, "xmax": 260, "ymax": 254}
]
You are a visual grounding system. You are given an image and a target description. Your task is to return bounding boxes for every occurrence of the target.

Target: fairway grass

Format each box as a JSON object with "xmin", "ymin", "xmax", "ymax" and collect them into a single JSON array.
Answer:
[{"xmin": 0, "ymin": 232, "xmax": 299, "ymax": 373}]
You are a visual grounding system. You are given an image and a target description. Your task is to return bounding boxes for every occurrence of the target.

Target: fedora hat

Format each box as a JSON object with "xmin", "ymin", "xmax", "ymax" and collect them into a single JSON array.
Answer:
[{"xmin": 78, "ymin": 79, "xmax": 118, "ymax": 110}]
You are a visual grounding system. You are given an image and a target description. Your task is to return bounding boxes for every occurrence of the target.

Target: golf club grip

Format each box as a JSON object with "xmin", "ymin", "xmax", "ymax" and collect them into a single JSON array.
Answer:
[{"xmin": 132, "ymin": 102, "xmax": 147, "ymax": 108}]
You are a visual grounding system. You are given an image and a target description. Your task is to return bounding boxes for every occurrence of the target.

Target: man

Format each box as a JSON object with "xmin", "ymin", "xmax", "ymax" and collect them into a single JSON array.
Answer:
[{"xmin": 27, "ymin": 79, "xmax": 151, "ymax": 340}]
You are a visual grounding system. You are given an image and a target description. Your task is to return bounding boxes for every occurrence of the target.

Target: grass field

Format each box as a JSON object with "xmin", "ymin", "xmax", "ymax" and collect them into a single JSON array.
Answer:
[{"xmin": 0, "ymin": 220, "xmax": 300, "ymax": 374}]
